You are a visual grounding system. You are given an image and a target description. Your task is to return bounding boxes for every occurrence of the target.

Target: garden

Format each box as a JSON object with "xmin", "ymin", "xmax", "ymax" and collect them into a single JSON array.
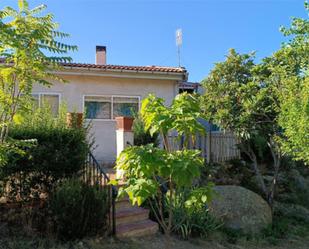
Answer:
[{"xmin": 0, "ymin": 1, "xmax": 309, "ymax": 249}]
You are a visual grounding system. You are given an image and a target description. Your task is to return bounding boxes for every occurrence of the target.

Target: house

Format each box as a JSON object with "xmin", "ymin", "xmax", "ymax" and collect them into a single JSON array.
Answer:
[{"xmin": 32, "ymin": 46, "xmax": 188, "ymax": 163}]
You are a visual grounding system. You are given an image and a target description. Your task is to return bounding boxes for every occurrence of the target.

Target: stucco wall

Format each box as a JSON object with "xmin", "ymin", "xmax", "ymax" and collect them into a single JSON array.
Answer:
[{"xmin": 32, "ymin": 74, "xmax": 179, "ymax": 163}]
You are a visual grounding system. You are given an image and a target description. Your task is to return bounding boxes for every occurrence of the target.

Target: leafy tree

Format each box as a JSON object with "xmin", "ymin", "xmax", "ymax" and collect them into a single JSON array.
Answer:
[
  {"xmin": 201, "ymin": 2, "xmax": 309, "ymax": 207},
  {"xmin": 0, "ymin": 0, "xmax": 77, "ymax": 144},
  {"xmin": 114, "ymin": 93, "xmax": 213, "ymax": 246},
  {"xmin": 201, "ymin": 49, "xmax": 282, "ymax": 207},
  {"xmin": 276, "ymin": 2, "xmax": 309, "ymax": 164},
  {"xmin": 279, "ymin": 75, "xmax": 309, "ymax": 164}
]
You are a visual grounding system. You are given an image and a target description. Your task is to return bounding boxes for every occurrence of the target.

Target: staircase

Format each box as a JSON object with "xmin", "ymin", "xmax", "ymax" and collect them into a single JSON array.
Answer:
[{"xmin": 107, "ymin": 169, "xmax": 159, "ymax": 238}]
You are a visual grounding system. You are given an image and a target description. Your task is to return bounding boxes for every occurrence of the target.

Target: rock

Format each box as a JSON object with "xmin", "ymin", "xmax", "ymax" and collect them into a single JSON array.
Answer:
[
  {"xmin": 209, "ymin": 185, "xmax": 272, "ymax": 234},
  {"xmin": 274, "ymin": 202, "xmax": 309, "ymax": 223}
]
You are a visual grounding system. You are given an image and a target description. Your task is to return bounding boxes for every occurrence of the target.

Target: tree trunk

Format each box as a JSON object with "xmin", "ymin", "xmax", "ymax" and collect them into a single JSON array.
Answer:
[
  {"xmin": 268, "ymin": 139, "xmax": 282, "ymax": 209},
  {"xmin": 164, "ymin": 232, "xmax": 172, "ymax": 249},
  {"xmin": 241, "ymin": 142, "xmax": 268, "ymax": 199}
]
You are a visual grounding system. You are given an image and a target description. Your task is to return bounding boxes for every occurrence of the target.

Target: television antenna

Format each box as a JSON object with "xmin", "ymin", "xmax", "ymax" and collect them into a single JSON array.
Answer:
[{"xmin": 176, "ymin": 28, "xmax": 182, "ymax": 67}]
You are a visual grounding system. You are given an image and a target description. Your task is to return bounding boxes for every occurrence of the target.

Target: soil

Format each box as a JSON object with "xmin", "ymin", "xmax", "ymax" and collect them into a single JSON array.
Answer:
[
  {"xmin": 1, "ymin": 230, "xmax": 309, "ymax": 249},
  {"xmin": 93, "ymin": 234, "xmax": 309, "ymax": 249}
]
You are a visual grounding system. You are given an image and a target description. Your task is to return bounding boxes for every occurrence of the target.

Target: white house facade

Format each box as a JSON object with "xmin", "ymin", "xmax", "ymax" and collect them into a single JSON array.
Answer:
[{"xmin": 32, "ymin": 46, "xmax": 188, "ymax": 163}]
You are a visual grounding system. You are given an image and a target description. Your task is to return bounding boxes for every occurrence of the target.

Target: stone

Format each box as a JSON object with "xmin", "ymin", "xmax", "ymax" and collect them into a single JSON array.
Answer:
[
  {"xmin": 274, "ymin": 202, "xmax": 309, "ymax": 223},
  {"xmin": 209, "ymin": 185, "xmax": 272, "ymax": 234}
]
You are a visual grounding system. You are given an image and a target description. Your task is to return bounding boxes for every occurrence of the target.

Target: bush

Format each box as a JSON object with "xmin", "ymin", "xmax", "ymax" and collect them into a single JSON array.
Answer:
[
  {"xmin": 49, "ymin": 178, "xmax": 109, "ymax": 240},
  {"xmin": 146, "ymin": 186, "xmax": 221, "ymax": 240},
  {"xmin": 132, "ymin": 113, "xmax": 159, "ymax": 146},
  {"xmin": 1, "ymin": 105, "xmax": 89, "ymax": 201},
  {"xmin": 172, "ymin": 187, "xmax": 221, "ymax": 239}
]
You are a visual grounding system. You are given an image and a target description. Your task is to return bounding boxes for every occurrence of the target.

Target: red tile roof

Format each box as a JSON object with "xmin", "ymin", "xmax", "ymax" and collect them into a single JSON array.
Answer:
[
  {"xmin": 0, "ymin": 58, "xmax": 186, "ymax": 73},
  {"xmin": 62, "ymin": 62, "xmax": 186, "ymax": 73}
]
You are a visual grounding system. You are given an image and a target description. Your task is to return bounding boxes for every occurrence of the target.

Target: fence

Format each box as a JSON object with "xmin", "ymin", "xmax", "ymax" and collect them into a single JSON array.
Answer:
[{"xmin": 168, "ymin": 131, "xmax": 240, "ymax": 163}]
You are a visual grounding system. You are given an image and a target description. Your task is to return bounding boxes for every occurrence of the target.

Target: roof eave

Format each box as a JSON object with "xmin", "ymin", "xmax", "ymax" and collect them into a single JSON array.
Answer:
[{"xmin": 54, "ymin": 66, "xmax": 187, "ymax": 81}]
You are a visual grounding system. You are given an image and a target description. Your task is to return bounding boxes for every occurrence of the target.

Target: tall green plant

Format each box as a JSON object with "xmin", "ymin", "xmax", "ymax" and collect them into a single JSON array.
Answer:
[
  {"xmin": 201, "ymin": 49, "xmax": 282, "ymax": 207},
  {"xmin": 201, "ymin": 2, "xmax": 309, "ymax": 207},
  {"xmin": 277, "ymin": 2, "xmax": 309, "ymax": 164},
  {"xmin": 114, "ymin": 93, "xmax": 213, "ymax": 247},
  {"xmin": 0, "ymin": 0, "xmax": 77, "ymax": 144}
]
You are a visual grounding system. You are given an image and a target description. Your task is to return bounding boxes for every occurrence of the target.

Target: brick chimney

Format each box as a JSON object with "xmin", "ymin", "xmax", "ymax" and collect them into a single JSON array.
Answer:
[{"xmin": 96, "ymin": 45, "xmax": 106, "ymax": 65}]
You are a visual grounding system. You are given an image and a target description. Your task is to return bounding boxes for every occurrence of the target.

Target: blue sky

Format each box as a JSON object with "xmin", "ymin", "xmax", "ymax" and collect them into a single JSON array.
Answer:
[{"xmin": 0, "ymin": 0, "xmax": 307, "ymax": 82}]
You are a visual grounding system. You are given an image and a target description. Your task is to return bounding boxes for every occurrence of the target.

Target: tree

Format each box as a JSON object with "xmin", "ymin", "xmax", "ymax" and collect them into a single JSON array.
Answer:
[
  {"xmin": 201, "ymin": 2, "xmax": 309, "ymax": 207},
  {"xmin": 114, "ymin": 93, "xmax": 213, "ymax": 247},
  {"xmin": 279, "ymin": 75, "xmax": 309, "ymax": 164},
  {"xmin": 276, "ymin": 2, "xmax": 309, "ymax": 164},
  {"xmin": 201, "ymin": 49, "xmax": 282, "ymax": 207},
  {"xmin": 0, "ymin": 0, "xmax": 77, "ymax": 144}
]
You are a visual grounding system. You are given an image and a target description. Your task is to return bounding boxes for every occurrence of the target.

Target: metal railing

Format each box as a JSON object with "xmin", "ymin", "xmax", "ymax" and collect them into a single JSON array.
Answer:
[{"xmin": 83, "ymin": 151, "xmax": 117, "ymax": 235}]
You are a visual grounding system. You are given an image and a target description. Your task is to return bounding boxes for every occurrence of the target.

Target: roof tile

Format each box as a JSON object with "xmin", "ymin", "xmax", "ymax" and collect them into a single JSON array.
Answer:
[
  {"xmin": 0, "ymin": 58, "xmax": 186, "ymax": 73},
  {"xmin": 62, "ymin": 62, "xmax": 186, "ymax": 73}
]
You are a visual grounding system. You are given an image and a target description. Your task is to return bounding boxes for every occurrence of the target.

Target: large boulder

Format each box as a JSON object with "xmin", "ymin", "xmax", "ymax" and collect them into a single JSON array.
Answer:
[{"xmin": 209, "ymin": 185, "xmax": 272, "ymax": 234}]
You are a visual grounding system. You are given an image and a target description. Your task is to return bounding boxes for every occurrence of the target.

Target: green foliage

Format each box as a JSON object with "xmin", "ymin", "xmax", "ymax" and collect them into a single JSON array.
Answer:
[
  {"xmin": 201, "ymin": 49, "xmax": 256, "ymax": 137},
  {"xmin": 279, "ymin": 76, "xmax": 309, "ymax": 164},
  {"xmin": 0, "ymin": 0, "xmax": 77, "ymax": 143},
  {"xmin": 117, "ymin": 144, "xmax": 203, "ymax": 206},
  {"xmin": 200, "ymin": 2, "xmax": 309, "ymax": 208},
  {"xmin": 132, "ymin": 113, "xmax": 159, "ymax": 146},
  {"xmin": 173, "ymin": 184, "xmax": 221, "ymax": 239},
  {"xmin": 141, "ymin": 93, "xmax": 205, "ymax": 149},
  {"xmin": 49, "ymin": 178, "xmax": 108, "ymax": 240},
  {"xmin": 201, "ymin": 48, "xmax": 282, "ymax": 206},
  {"xmin": 276, "ymin": 3, "xmax": 309, "ymax": 164},
  {"xmin": 115, "ymin": 93, "xmax": 214, "ymax": 240},
  {"xmin": 0, "ymin": 105, "xmax": 88, "ymax": 201},
  {"xmin": 261, "ymin": 214, "xmax": 309, "ymax": 246}
]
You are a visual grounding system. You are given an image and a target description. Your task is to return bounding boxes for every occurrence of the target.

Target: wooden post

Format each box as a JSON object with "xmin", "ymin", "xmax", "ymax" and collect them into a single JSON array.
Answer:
[{"xmin": 206, "ymin": 131, "xmax": 211, "ymax": 164}]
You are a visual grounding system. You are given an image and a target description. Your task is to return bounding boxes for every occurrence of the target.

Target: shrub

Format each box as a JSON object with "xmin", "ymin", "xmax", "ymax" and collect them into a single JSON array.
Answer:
[
  {"xmin": 1, "ymin": 105, "xmax": 89, "ymax": 201},
  {"xmin": 132, "ymin": 113, "xmax": 159, "ymax": 146},
  {"xmin": 49, "ymin": 178, "xmax": 109, "ymax": 240},
  {"xmin": 172, "ymin": 187, "xmax": 221, "ymax": 239},
  {"xmin": 174, "ymin": 206, "xmax": 221, "ymax": 239}
]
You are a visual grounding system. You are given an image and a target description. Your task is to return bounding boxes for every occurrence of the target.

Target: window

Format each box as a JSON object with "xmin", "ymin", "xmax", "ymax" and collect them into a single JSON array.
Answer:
[
  {"xmin": 113, "ymin": 97, "xmax": 139, "ymax": 118},
  {"xmin": 40, "ymin": 94, "xmax": 60, "ymax": 115},
  {"xmin": 84, "ymin": 95, "xmax": 139, "ymax": 120},
  {"xmin": 32, "ymin": 93, "xmax": 60, "ymax": 116},
  {"xmin": 85, "ymin": 96, "xmax": 112, "ymax": 119}
]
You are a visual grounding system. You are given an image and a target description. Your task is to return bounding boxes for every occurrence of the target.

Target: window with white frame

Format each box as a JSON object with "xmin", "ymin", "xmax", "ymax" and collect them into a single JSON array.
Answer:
[
  {"xmin": 84, "ymin": 96, "xmax": 139, "ymax": 120},
  {"xmin": 32, "ymin": 93, "xmax": 60, "ymax": 116}
]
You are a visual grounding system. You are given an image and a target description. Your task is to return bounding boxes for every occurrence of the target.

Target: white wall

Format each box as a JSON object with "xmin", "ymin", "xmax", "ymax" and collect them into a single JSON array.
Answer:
[{"xmin": 32, "ymin": 73, "xmax": 179, "ymax": 163}]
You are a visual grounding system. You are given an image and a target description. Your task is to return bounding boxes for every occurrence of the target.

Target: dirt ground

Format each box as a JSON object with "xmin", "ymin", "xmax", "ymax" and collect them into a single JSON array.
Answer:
[
  {"xmin": 76, "ymin": 234, "xmax": 309, "ymax": 249},
  {"xmin": 1, "ymin": 232, "xmax": 309, "ymax": 249}
]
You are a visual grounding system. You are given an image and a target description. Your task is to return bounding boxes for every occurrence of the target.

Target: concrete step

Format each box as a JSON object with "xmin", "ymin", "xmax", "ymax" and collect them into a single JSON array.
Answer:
[
  {"xmin": 115, "ymin": 198, "xmax": 132, "ymax": 210},
  {"xmin": 116, "ymin": 219, "xmax": 159, "ymax": 238},
  {"xmin": 115, "ymin": 207, "xmax": 149, "ymax": 226}
]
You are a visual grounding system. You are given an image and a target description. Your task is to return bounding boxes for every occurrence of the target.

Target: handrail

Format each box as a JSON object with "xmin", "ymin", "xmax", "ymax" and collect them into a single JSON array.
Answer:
[
  {"xmin": 88, "ymin": 151, "xmax": 110, "ymax": 180},
  {"xmin": 85, "ymin": 151, "xmax": 117, "ymax": 236}
]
